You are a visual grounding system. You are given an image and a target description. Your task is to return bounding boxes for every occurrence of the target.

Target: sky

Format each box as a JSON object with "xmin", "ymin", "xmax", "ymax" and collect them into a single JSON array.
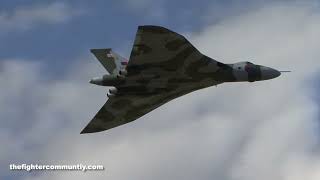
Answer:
[{"xmin": 1, "ymin": 0, "xmax": 320, "ymax": 180}]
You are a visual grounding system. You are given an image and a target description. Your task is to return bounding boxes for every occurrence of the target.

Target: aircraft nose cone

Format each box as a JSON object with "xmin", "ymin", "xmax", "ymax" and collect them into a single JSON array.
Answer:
[{"xmin": 260, "ymin": 66, "xmax": 281, "ymax": 80}]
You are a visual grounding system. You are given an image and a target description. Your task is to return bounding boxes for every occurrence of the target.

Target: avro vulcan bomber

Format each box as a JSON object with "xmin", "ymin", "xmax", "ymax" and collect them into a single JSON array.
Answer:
[{"xmin": 81, "ymin": 25, "xmax": 283, "ymax": 134}]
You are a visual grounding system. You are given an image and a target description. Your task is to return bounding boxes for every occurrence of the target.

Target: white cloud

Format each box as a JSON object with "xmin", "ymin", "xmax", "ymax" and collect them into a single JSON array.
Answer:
[
  {"xmin": 1, "ymin": 1, "xmax": 320, "ymax": 180},
  {"xmin": 0, "ymin": 2, "xmax": 83, "ymax": 31}
]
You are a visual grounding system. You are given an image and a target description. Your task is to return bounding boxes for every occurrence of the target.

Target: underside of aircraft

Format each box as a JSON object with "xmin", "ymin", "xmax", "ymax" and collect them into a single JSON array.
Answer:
[{"xmin": 81, "ymin": 25, "xmax": 281, "ymax": 134}]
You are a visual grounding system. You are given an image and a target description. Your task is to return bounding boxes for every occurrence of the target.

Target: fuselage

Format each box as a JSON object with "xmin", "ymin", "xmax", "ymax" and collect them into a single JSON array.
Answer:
[
  {"xmin": 90, "ymin": 60, "xmax": 280, "ymax": 85},
  {"xmin": 89, "ymin": 59, "xmax": 281, "ymax": 97},
  {"xmin": 228, "ymin": 61, "xmax": 281, "ymax": 82}
]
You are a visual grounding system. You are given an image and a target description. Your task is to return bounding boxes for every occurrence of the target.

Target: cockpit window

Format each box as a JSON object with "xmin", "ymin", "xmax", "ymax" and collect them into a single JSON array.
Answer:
[
  {"xmin": 245, "ymin": 63, "xmax": 257, "ymax": 73},
  {"xmin": 244, "ymin": 62, "xmax": 260, "ymax": 82}
]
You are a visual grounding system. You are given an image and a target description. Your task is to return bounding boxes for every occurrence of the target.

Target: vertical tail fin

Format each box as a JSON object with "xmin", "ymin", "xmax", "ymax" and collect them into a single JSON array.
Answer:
[{"xmin": 90, "ymin": 48, "xmax": 128, "ymax": 75}]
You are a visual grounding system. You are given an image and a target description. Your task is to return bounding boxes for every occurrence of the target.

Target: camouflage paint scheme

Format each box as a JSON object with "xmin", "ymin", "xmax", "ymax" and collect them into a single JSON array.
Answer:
[{"xmin": 81, "ymin": 25, "xmax": 281, "ymax": 134}]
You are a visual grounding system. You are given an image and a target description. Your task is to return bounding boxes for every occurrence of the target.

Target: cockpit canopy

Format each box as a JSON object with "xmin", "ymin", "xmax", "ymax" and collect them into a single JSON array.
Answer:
[{"xmin": 232, "ymin": 61, "xmax": 260, "ymax": 82}]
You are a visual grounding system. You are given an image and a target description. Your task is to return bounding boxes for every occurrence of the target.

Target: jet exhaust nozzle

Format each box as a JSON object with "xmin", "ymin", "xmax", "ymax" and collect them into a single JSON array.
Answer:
[
  {"xmin": 89, "ymin": 77, "xmax": 103, "ymax": 85},
  {"xmin": 109, "ymin": 87, "xmax": 118, "ymax": 94},
  {"xmin": 107, "ymin": 93, "xmax": 116, "ymax": 98}
]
